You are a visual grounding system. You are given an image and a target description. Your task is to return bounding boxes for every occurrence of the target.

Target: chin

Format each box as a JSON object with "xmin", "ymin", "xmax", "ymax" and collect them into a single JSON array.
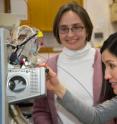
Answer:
[
  {"xmin": 68, "ymin": 47, "xmax": 78, "ymax": 50},
  {"xmin": 113, "ymin": 89, "xmax": 117, "ymax": 95}
]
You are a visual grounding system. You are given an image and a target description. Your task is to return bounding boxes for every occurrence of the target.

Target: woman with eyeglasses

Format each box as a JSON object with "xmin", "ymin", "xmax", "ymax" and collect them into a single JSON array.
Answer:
[
  {"xmin": 32, "ymin": 2, "xmax": 106, "ymax": 124},
  {"xmin": 45, "ymin": 32, "xmax": 117, "ymax": 124}
]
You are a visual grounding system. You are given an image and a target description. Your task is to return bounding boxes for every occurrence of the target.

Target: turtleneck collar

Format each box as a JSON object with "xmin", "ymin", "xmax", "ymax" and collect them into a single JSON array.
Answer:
[{"xmin": 61, "ymin": 43, "xmax": 92, "ymax": 59}]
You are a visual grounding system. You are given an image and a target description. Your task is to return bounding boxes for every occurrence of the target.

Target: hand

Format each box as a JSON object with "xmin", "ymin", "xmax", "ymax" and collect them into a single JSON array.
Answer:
[
  {"xmin": 46, "ymin": 66, "xmax": 66, "ymax": 98},
  {"xmin": 46, "ymin": 66, "xmax": 59, "ymax": 90}
]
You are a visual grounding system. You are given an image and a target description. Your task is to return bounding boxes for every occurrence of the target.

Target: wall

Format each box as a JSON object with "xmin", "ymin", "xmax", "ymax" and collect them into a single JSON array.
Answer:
[
  {"xmin": 84, "ymin": 0, "xmax": 117, "ymax": 42},
  {"xmin": 0, "ymin": 0, "xmax": 4, "ymax": 12},
  {"xmin": 10, "ymin": 0, "xmax": 27, "ymax": 19}
]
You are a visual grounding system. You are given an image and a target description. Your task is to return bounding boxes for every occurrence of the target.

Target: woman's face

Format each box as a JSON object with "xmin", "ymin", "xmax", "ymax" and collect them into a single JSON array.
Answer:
[
  {"xmin": 102, "ymin": 49, "xmax": 117, "ymax": 94},
  {"xmin": 58, "ymin": 11, "xmax": 87, "ymax": 50}
]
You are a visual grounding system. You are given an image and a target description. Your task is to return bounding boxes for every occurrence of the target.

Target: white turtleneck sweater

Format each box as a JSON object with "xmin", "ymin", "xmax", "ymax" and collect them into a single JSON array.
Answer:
[{"xmin": 56, "ymin": 43, "xmax": 96, "ymax": 124}]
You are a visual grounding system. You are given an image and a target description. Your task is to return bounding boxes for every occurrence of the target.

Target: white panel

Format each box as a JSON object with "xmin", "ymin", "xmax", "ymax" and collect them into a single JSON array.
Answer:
[
  {"xmin": 0, "ymin": 13, "xmax": 20, "ymax": 28},
  {"xmin": 0, "ymin": 28, "xmax": 9, "ymax": 124},
  {"xmin": 10, "ymin": 0, "xmax": 27, "ymax": 19},
  {"xmin": 0, "ymin": 0, "xmax": 4, "ymax": 12}
]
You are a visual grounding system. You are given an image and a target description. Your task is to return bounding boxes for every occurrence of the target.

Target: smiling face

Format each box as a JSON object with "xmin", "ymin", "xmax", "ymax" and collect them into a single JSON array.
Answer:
[
  {"xmin": 102, "ymin": 49, "xmax": 117, "ymax": 94},
  {"xmin": 58, "ymin": 11, "xmax": 87, "ymax": 50}
]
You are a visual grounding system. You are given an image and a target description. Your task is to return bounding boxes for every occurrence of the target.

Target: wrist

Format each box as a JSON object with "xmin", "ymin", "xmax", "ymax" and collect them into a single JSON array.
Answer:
[{"xmin": 54, "ymin": 84, "xmax": 66, "ymax": 98}]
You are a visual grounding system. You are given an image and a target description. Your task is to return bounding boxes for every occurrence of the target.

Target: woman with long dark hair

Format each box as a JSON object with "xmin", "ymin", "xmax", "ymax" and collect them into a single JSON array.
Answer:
[{"xmin": 46, "ymin": 32, "xmax": 117, "ymax": 124}]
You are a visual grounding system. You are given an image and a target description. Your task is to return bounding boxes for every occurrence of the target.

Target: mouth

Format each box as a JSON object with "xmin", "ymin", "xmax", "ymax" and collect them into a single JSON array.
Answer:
[
  {"xmin": 111, "ymin": 82, "xmax": 117, "ymax": 89},
  {"xmin": 67, "ymin": 39, "xmax": 78, "ymax": 44}
]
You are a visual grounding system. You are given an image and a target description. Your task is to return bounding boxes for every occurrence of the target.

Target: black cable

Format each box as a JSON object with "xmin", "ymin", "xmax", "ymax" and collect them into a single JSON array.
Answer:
[
  {"xmin": 18, "ymin": 33, "xmax": 37, "ymax": 47},
  {"xmin": 9, "ymin": 33, "xmax": 38, "ymax": 65}
]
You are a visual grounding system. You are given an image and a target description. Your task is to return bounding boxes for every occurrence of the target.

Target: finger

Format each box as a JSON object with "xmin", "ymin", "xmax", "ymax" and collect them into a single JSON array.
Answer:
[
  {"xmin": 46, "ymin": 74, "xmax": 50, "ymax": 80},
  {"xmin": 36, "ymin": 63, "xmax": 47, "ymax": 67},
  {"xmin": 46, "ymin": 80, "xmax": 54, "ymax": 91}
]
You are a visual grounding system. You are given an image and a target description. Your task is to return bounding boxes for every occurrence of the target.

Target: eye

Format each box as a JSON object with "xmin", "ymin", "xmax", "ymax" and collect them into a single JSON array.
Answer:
[
  {"xmin": 109, "ymin": 63, "xmax": 116, "ymax": 69},
  {"xmin": 59, "ymin": 26, "xmax": 68, "ymax": 34},
  {"xmin": 72, "ymin": 26, "xmax": 84, "ymax": 32},
  {"xmin": 61, "ymin": 27, "xmax": 68, "ymax": 31}
]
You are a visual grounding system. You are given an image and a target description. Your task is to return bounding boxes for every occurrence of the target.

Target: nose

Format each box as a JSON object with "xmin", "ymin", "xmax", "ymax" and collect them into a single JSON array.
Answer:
[
  {"xmin": 67, "ymin": 29, "xmax": 74, "ymax": 36},
  {"xmin": 104, "ymin": 69, "xmax": 112, "ymax": 80}
]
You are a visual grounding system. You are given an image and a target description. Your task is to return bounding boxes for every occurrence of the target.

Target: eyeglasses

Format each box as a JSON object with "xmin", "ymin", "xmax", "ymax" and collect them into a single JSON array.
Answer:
[{"xmin": 59, "ymin": 25, "xmax": 85, "ymax": 34}]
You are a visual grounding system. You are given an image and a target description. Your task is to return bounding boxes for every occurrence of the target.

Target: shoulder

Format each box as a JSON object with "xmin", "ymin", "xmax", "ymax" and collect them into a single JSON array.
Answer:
[
  {"xmin": 47, "ymin": 54, "xmax": 59, "ymax": 65},
  {"xmin": 94, "ymin": 48, "xmax": 101, "ymax": 61},
  {"xmin": 47, "ymin": 54, "xmax": 59, "ymax": 72}
]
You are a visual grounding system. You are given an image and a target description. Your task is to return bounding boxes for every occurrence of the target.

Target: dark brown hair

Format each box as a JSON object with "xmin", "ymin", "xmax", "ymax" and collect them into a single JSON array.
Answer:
[
  {"xmin": 100, "ymin": 32, "xmax": 117, "ymax": 102},
  {"xmin": 53, "ymin": 2, "xmax": 93, "ymax": 44}
]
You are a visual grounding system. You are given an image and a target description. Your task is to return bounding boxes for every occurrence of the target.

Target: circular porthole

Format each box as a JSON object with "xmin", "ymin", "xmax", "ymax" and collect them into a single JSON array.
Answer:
[{"xmin": 8, "ymin": 75, "xmax": 26, "ymax": 93}]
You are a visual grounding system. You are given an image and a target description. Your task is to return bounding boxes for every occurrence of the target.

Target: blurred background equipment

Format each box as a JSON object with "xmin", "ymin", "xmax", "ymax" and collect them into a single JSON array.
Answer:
[
  {"xmin": 9, "ymin": 104, "xmax": 29, "ymax": 124},
  {"xmin": 110, "ymin": 1, "xmax": 117, "ymax": 22},
  {"xmin": 8, "ymin": 25, "xmax": 44, "ymax": 66}
]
